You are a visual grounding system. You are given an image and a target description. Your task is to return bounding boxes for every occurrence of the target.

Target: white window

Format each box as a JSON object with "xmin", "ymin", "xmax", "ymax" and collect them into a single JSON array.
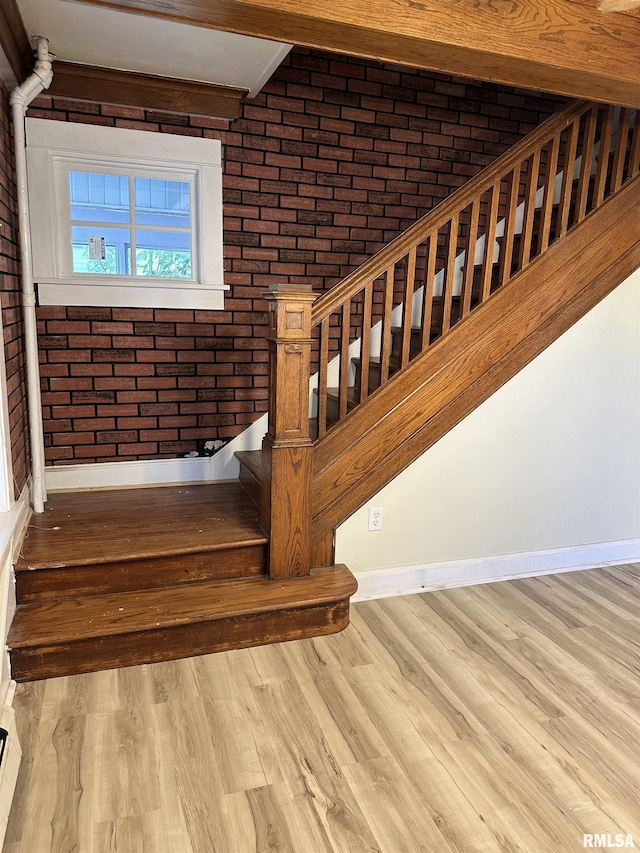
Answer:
[{"xmin": 26, "ymin": 119, "xmax": 226, "ymax": 309}]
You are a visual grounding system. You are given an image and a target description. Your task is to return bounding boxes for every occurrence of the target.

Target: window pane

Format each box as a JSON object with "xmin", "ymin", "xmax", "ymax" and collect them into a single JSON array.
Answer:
[
  {"xmin": 135, "ymin": 229, "xmax": 191, "ymax": 278},
  {"xmin": 71, "ymin": 226, "xmax": 132, "ymax": 275},
  {"xmin": 72, "ymin": 242, "xmax": 118, "ymax": 274},
  {"xmin": 135, "ymin": 178, "xmax": 190, "ymax": 228},
  {"xmin": 69, "ymin": 172, "xmax": 130, "ymax": 224}
]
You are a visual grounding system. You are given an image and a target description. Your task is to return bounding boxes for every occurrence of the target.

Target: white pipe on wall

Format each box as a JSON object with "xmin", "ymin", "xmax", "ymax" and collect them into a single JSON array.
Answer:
[{"xmin": 10, "ymin": 38, "xmax": 54, "ymax": 514}]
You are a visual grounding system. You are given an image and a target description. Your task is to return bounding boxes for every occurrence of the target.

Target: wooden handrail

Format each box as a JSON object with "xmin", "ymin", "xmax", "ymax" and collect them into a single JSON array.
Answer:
[
  {"xmin": 312, "ymin": 99, "xmax": 588, "ymax": 325},
  {"xmin": 310, "ymin": 99, "xmax": 638, "ymax": 443}
]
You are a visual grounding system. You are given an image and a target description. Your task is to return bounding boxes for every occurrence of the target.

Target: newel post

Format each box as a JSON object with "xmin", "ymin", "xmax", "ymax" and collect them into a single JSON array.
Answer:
[{"xmin": 262, "ymin": 284, "xmax": 316, "ymax": 579}]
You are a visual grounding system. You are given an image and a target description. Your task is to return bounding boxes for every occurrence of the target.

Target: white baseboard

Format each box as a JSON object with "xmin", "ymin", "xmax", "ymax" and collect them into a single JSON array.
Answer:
[
  {"xmin": 352, "ymin": 539, "xmax": 640, "ymax": 602},
  {"xmin": 0, "ymin": 693, "xmax": 21, "ymax": 849},
  {"xmin": 45, "ymin": 414, "xmax": 267, "ymax": 491},
  {"xmin": 0, "ymin": 482, "xmax": 30, "ymax": 567}
]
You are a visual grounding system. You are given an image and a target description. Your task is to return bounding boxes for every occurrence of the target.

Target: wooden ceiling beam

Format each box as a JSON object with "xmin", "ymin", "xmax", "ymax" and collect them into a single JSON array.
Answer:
[
  {"xmin": 48, "ymin": 62, "xmax": 247, "ymax": 118},
  {"xmin": 70, "ymin": 0, "xmax": 640, "ymax": 107}
]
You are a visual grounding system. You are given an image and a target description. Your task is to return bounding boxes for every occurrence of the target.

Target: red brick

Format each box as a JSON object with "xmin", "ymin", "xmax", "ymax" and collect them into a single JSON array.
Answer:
[{"xmin": 28, "ymin": 52, "xmax": 565, "ymax": 463}]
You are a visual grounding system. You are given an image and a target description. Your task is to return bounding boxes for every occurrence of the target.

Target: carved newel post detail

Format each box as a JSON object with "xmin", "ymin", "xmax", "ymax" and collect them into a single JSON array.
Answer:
[{"xmin": 262, "ymin": 284, "xmax": 316, "ymax": 579}]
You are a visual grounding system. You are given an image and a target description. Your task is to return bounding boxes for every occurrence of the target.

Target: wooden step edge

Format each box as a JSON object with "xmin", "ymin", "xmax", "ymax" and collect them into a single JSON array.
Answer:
[
  {"xmin": 8, "ymin": 564, "xmax": 358, "ymax": 650},
  {"xmin": 14, "ymin": 542, "xmax": 269, "ymax": 604},
  {"xmin": 235, "ymin": 450, "xmax": 263, "ymax": 483},
  {"xmin": 314, "ymin": 386, "xmax": 360, "ymax": 400},
  {"xmin": 10, "ymin": 592, "xmax": 353, "ymax": 681},
  {"xmin": 13, "ymin": 531, "xmax": 270, "ymax": 573}
]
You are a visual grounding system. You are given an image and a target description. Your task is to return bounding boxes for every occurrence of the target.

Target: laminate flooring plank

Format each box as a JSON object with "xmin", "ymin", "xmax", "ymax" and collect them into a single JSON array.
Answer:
[
  {"xmin": 554, "ymin": 569, "xmax": 640, "ymax": 621},
  {"xmin": 250, "ymin": 678, "xmax": 381, "ymax": 852},
  {"xmin": 570, "ymin": 624, "xmax": 640, "ymax": 676},
  {"xmin": 355, "ymin": 600, "xmax": 487, "ymax": 742},
  {"xmin": 378, "ymin": 594, "xmax": 566, "ymax": 736},
  {"xmin": 242, "ymin": 785, "xmax": 298, "ymax": 853},
  {"xmin": 441, "ymin": 733, "xmax": 594, "ymax": 852},
  {"xmin": 285, "ymin": 639, "xmax": 391, "ymax": 765},
  {"xmin": 341, "ymin": 755, "xmax": 450, "ymax": 852},
  {"xmin": 346, "ymin": 668, "xmax": 502, "ymax": 853},
  {"xmin": 156, "ymin": 696, "xmax": 230, "ymax": 853},
  {"xmin": 5, "ymin": 564, "xmax": 640, "ymax": 853},
  {"xmin": 148, "ymin": 657, "xmax": 201, "ymax": 706},
  {"xmin": 414, "ymin": 592, "xmax": 567, "ymax": 721},
  {"xmin": 2, "ymin": 681, "xmax": 45, "ymax": 847},
  {"xmin": 466, "ymin": 583, "xmax": 640, "ymax": 709},
  {"xmin": 248, "ymin": 642, "xmax": 296, "ymax": 685},
  {"xmin": 541, "ymin": 713, "xmax": 640, "ymax": 833}
]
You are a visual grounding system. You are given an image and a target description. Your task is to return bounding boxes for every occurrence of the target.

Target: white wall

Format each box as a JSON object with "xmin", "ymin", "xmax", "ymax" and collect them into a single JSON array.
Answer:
[{"xmin": 336, "ymin": 269, "xmax": 640, "ymax": 573}]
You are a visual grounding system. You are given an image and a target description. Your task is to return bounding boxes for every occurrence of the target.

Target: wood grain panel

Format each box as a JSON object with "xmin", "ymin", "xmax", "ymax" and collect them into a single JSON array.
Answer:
[
  {"xmin": 72, "ymin": 0, "xmax": 640, "ymax": 106},
  {"xmin": 16, "ymin": 482, "xmax": 265, "ymax": 569},
  {"xmin": 8, "ymin": 564, "xmax": 357, "ymax": 680},
  {"xmin": 48, "ymin": 61, "xmax": 246, "ymax": 117},
  {"xmin": 15, "ymin": 543, "xmax": 268, "ymax": 603}
]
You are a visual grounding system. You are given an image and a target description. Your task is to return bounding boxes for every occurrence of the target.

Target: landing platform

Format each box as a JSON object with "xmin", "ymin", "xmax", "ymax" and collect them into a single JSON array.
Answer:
[{"xmin": 17, "ymin": 482, "xmax": 266, "ymax": 570}]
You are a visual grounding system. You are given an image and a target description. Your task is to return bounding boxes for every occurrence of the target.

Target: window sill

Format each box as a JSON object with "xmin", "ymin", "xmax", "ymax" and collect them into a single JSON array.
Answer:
[{"xmin": 37, "ymin": 281, "xmax": 229, "ymax": 310}]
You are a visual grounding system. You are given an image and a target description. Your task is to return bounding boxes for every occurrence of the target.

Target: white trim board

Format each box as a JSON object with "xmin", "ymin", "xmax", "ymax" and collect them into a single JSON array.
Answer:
[
  {"xmin": 45, "ymin": 413, "xmax": 267, "ymax": 491},
  {"xmin": 351, "ymin": 539, "xmax": 640, "ymax": 601}
]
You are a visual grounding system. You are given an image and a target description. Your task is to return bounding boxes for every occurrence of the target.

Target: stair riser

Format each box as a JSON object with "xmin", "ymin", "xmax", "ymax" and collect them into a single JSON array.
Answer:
[
  {"xmin": 15, "ymin": 544, "xmax": 268, "ymax": 603},
  {"xmin": 10, "ymin": 599, "xmax": 351, "ymax": 681},
  {"xmin": 239, "ymin": 466, "xmax": 261, "ymax": 510}
]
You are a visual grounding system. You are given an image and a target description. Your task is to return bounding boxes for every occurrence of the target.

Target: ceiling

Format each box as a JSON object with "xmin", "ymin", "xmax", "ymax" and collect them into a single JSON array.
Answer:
[{"xmin": 14, "ymin": 0, "xmax": 291, "ymax": 96}]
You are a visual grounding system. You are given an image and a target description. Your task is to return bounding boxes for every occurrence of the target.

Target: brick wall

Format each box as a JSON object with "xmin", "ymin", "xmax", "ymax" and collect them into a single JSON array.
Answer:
[
  {"xmin": 0, "ymin": 81, "xmax": 29, "ymax": 495},
  {"xmin": 29, "ymin": 48, "xmax": 566, "ymax": 466}
]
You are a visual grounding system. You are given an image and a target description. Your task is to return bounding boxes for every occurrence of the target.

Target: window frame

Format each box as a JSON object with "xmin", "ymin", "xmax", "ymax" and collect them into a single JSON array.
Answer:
[{"xmin": 26, "ymin": 119, "xmax": 227, "ymax": 310}]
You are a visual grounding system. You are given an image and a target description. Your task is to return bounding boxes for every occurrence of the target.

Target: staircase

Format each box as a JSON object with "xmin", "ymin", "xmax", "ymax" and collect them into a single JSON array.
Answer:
[
  {"xmin": 9, "ymin": 484, "xmax": 355, "ymax": 681},
  {"xmin": 8, "ymin": 99, "xmax": 639, "ymax": 681}
]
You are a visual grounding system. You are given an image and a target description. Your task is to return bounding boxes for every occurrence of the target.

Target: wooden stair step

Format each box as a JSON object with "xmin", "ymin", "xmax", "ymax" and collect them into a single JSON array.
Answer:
[
  {"xmin": 236, "ymin": 449, "xmax": 263, "ymax": 509},
  {"xmin": 15, "ymin": 482, "xmax": 268, "ymax": 603},
  {"xmin": 8, "ymin": 564, "xmax": 357, "ymax": 681}
]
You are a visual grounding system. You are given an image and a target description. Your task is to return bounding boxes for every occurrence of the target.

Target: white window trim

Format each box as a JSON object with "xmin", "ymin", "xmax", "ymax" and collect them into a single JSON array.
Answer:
[{"xmin": 25, "ymin": 119, "xmax": 227, "ymax": 310}]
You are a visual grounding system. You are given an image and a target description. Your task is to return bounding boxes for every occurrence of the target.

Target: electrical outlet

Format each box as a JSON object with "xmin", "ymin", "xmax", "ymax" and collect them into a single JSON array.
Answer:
[{"xmin": 368, "ymin": 506, "xmax": 383, "ymax": 531}]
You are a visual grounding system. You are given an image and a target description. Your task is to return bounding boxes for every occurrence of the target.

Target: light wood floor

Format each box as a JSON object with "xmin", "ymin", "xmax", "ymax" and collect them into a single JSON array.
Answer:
[{"xmin": 4, "ymin": 564, "xmax": 639, "ymax": 853}]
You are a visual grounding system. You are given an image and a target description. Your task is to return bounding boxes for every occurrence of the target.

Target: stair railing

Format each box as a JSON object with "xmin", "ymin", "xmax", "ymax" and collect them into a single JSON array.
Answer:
[
  {"xmin": 310, "ymin": 100, "xmax": 638, "ymax": 437},
  {"xmin": 263, "ymin": 100, "xmax": 638, "ymax": 577}
]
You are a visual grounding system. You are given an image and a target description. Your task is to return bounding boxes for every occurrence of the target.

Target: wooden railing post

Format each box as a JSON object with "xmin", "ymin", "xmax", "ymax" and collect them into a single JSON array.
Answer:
[{"xmin": 262, "ymin": 284, "xmax": 316, "ymax": 579}]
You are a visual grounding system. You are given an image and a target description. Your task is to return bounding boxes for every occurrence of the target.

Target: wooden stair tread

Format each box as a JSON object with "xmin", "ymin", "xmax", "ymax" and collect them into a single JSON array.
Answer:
[
  {"xmin": 8, "ymin": 564, "xmax": 357, "ymax": 649},
  {"xmin": 235, "ymin": 450, "xmax": 263, "ymax": 483},
  {"xmin": 322, "ymin": 387, "xmax": 360, "ymax": 405},
  {"xmin": 17, "ymin": 482, "xmax": 267, "ymax": 570}
]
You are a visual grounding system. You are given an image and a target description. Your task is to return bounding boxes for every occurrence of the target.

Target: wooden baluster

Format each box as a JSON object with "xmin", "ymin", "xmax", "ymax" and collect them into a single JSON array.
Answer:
[
  {"xmin": 480, "ymin": 183, "xmax": 498, "ymax": 302},
  {"xmin": 498, "ymin": 164, "xmax": 520, "ymax": 286},
  {"xmin": 610, "ymin": 108, "xmax": 630, "ymax": 194},
  {"xmin": 538, "ymin": 133, "xmax": 560, "ymax": 254},
  {"xmin": 359, "ymin": 282, "xmax": 372, "ymax": 403},
  {"xmin": 576, "ymin": 105, "xmax": 598, "ymax": 222},
  {"xmin": 519, "ymin": 148, "xmax": 541, "ymax": 269},
  {"xmin": 461, "ymin": 199, "xmax": 480, "ymax": 318},
  {"xmin": 379, "ymin": 264, "xmax": 395, "ymax": 384},
  {"xmin": 629, "ymin": 111, "xmax": 640, "ymax": 178},
  {"xmin": 593, "ymin": 104, "xmax": 614, "ymax": 207},
  {"xmin": 262, "ymin": 283, "xmax": 316, "ymax": 579},
  {"xmin": 317, "ymin": 317, "xmax": 329, "ymax": 438},
  {"xmin": 442, "ymin": 213, "xmax": 459, "ymax": 334},
  {"xmin": 557, "ymin": 117, "xmax": 580, "ymax": 238},
  {"xmin": 400, "ymin": 248, "xmax": 417, "ymax": 368},
  {"xmin": 338, "ymin": 299, "xmax": 351, "ymax": 420},
  {"xmin": 420, "ymin": 233, "xmax": 437, "ymax": 352}
]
